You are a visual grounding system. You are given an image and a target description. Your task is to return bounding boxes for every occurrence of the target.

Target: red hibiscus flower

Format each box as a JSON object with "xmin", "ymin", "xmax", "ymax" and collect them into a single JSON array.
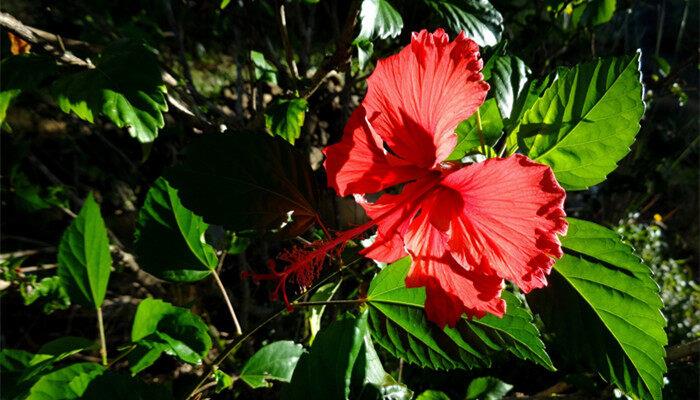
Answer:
[
  {"xmin": 252, "ymin": 28, "xmax": 567, "ymax": 328},
  {"xmin": 323, "ymin": 29, "xmax": 568, "ymax": 327}
]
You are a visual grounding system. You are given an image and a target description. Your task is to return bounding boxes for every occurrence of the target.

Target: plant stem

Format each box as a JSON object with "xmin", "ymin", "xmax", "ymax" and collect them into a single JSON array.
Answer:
[
  {"xmin": 211, "ymin": 270, "xmax": 243, "ymax": 336},
  {"xmin": 292, "ymin": 299, "xmax": 364, "ymax": 307},
  {"xmin": 476, "ymin": 108, "xmax": 486, "ymax": 155},
  {"xmin": 96, "ymin": 306, "xmax": 107, "ymax": 366},
  {"xmin": 186, "ymin": 265, "xmax": 351, "ymax": 399}
]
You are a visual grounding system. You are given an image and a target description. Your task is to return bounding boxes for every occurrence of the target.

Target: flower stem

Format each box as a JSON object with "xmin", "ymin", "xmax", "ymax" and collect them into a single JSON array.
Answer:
[
  {"xmin": 212, "ymin": 269, "xmax": 243, "ymax": 336},
  {"xmin": 475, "ymin": 108, "xmax": 486, "ymax": 155},
  {"xmin": 292, "ymin": 299, "xmax": 365, "ymax": 307},
  {"xmin": 96, "ymin": 306, "xmax": 107, "ymax": 366},
  {"xmin": 186, "ymin": 263, "xmax": 354, "ymax": 399}
]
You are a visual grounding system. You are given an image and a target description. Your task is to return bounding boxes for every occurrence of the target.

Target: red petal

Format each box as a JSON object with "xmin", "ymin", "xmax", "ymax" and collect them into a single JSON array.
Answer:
[
  {"xmin": 358, "ymin": 176, "xmax": 439, "ymax": 263},
  {"xmin": 403, "ymin": 193, "xmax": 506, "ymax": 327},
  {"xmin": 363, "ymin": 29, "xmax": 489, "ymax": 168},
  {"xmin": 323, "ymin": 106, "xmax": 424, "ymax": 196},
  {"xmin": 440, "ymin": 155, "xmax": 568, "ymax": 292}
]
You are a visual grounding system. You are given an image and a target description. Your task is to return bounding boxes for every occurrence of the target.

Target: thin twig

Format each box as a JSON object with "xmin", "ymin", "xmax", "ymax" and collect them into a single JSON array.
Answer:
[
  {"xmin": 211, "ymin": 269, "xmax": 243, "ymax": 336},
  {"xmin": 277, "ymin": 1, "xmax": 300, "ymax": 83},
  {"xmin": 186, "ymin": 262, "xmax": 356, "ymax": 399},
  {"xmin": 300, "ymin": 0, "xmax": 361, "ymax": 99},
  {"xmin": 291, "ymin": 299, "xmax": 364, "ymax": 307},
  {"xmin": 666, "ymin": 338, "xmax": 700, "ymax": 361},
  {"xmin": 0, "ymin": 12, "xmax": 94, "ymax": 68},
  {"xmin": 18, "ymin": 264, "xmax": 58, "ymax": 273},
  {"xmin": 0, "ymin": 247, "xmax": 56, "ymax": 260}
]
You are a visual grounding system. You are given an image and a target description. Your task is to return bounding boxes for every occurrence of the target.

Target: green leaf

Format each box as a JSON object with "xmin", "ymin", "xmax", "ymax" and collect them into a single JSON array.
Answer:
[
  {"xmin": 250, "ymin": 51, "xmax": 278, "ymax": 85},
  {"xmin": 52, "ymin": 41, "xmax": 167, "ymax": 143},
  {"xmin": 513, "ymin": 52, "xmax": 644, "ymax": 190},
  {"xmin": 166, "ymin": 132, "xmax": 318, "ymax": 238},
  {"xmin": 355, "ymin": 0, "xmax": 403, "ymax": 68},
  {"xmin": 416, "ymin": 390, "xmax": 451, "ymax": 400},
  {"xmin": 284, "ymin": 313, "xmax": 368, "ymax": 400},
  {"xmin": 307, "ymin": 280, "xmax": 342, "ymax": 344},
  {"xmin": 488, "ymin": 55, "xmax": 530, "ymax": 121},
  {"xmin": 134, "ymin": 177, "xmax": 218, "ymax": 282},
  {"xmin": 424, "ymin": 0, "xmax": 503, "ymax": 47},
  {"xmin": 352, "ymin": 332, "xmax": 413, "ymax": 400},
  {"xmin": 447, "ymin": 98, "xmax": 503, "ymax": 160},
  {"xmin": 0, "ymin": 55, "xmax": 58, "ymax": 123},
  {"xmin": 21, "ymin": 275, "xmax": 71, "ymax": 313},
  {"xmin": 81, "ymin": 371, "xmax": 172, "ymax": 400},
  {"xmin": 465, "ymin": 376, "xmax": 513, "ymax": 400},
  {"xmin": 27, "ymin": 362, "xmax": 105, "ymax": 400},
  {"xmin": 366, "ymin": 257, "xmax": 554, "ymax": 371},
  {"xmin": 1, "ymin": 337, "xmax": 95, "ymax": 399},
  {"xmin": 572, "ymin": 0, "xmax": 616, "ymax": 27},
  {"xmin": 356, "ymin": 0, "xmax": 403, "ymax": 42},
  {"xmin": 529, "ymin": 218, "xmax": 667, "ymax": 400},
  {"xmin": 239, "ymin": 340, "xmax": 306, "ymax": 389},
  {"xmin": 57, "ymin": 193, "xmax": 112, "ymax": 309},
  {"xmin": 264, "ymin": 98, "xmax": 308, "ymax": 145},
  {"xmin": 130, "ymin": 298, "xmax": 212, "ymax": 368},
  {"xmin": 29, "ymin": 337, "xmax": 96, "ymax": 367},
  {"xmin": 126, "ymin": 340, "xmax": 170, "ymax": 376},
  {"xmin": 213, "ymin": 369, "xmax": 234, "ymax": 393}
]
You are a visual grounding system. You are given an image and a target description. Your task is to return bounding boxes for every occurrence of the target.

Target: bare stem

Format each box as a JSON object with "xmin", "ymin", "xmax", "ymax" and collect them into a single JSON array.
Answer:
[
  {"xmin": 292, "ymin": 299, "xmax": 364, "ymax": 307},
  {"xmin": 96, "ymin": 307, "xmax": 108, "ymax": 366},
  {"xmin": 475, "ymin": 108, "xmax": 486, "ymax": 155},
  {"xmin": 212, "ymin": 269, "xmax": 243, "ymax": 336},
  {"xmin": 186, "ymin": 264, "xmax": 352, "ymax": 399},
  {"xmin": 277, "ymin": 1, "xmax": 300, "ymax": 83}
]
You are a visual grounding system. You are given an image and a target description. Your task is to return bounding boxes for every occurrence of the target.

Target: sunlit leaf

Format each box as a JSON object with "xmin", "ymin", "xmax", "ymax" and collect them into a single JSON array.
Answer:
[
  {"xmin": 366, "ymin": 258, "xmax": 553, "ymax": 371},
  {"xmin": 447, "ymin": 98, "xmax": 503, "ymax": 160},
  {"xmin": 240, "ymin": 341, "xmax": 306, "ymax": 389},
  {"xmin": 529, "ymin": 218, "xmax": 667, "ymax": 400},
  {"xmin": 57, "ymin": 193, "xmax": 112, "ymax": 309},
  {"xmin": 52, "ymin": 41, "xmax": 167, "ymax": 143},
  {"xmin": 130, "ymin": 298, "xmax": 212, "ymax": 370},
  {"xmin": 265, "ymin": 98, "xmax": 308, "ymax": 145},
  {"xmin": 571, "ymin": 0, "xmax": 617, "ymax": 27},
  {"xmin": 513, "ymin": 52, "xmax": 644, "ymax": 190},
  {"xmin": 465, "ymin": 376, "xmax": 513, "ymax": 400},
  {"xmin": 27, "ymin": 362, "xmax": 105, "ymax": 400}
]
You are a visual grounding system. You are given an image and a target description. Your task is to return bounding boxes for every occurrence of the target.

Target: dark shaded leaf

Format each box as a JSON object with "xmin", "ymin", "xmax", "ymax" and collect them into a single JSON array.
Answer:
[
  {"xmin": 284, "ymin": 313, "xmax": 368, "ymax": 400},
  {"xmin": 424, "ymin": 0, "xmax": 503, "ymax": 47},
  {"xmin": 82, "ymin": 371, "xmax": 172, "ymax": 400},
  {"xmin": 488, "ymin": 55, "xmax": 530, "ymax": 121},
  {"xmin": 0, "ymin": 55, "xmax": 57, "ymax": 123},
  {"xmin": 167, "ymin": 132, "xmax": 318, "ymax": 238},
  {"xmin": 134, "ymin": 177, "xmax": 218, "ymax": 283}
]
